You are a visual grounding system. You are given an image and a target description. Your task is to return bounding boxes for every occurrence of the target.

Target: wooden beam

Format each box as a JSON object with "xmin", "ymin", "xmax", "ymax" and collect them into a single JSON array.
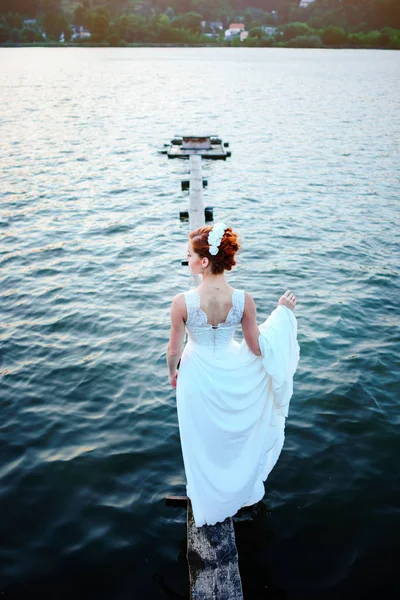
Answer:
[
  {"xmin": 165, "ymin": 137, "xmax": 242, "ymax": 599},
  {"xmin": 188, "ymin": 155, "xmax": 204, "ymax": 232},
  {"xmin": 187, "ymin": 500, "xmax": 244, "ymax": 600},
  {"xmin": 165, "ymin": 495, "xmax": 189, "ymax": 507},
  {"xmin": 188, "ymin": 154, "xmax": 204, "ymax": 287}
]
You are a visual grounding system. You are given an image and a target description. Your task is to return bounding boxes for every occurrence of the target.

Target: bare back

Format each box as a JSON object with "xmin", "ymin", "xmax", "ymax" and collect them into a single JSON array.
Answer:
[{"xmin": 195, "ymin": 284, "xmax": 235, "ymax": 328}]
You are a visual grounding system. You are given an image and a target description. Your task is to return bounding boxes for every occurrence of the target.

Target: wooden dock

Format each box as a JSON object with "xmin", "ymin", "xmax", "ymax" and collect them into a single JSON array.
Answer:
[{"xmin": 164, "ymin": 135, "xmax": 243, "ymax": 600}]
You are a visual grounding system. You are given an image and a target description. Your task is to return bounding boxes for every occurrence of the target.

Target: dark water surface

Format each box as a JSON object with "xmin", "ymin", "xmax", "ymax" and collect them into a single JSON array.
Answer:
[{"xmin": 0, "ymin": 48, "xmax": 399, "ymax": 599}]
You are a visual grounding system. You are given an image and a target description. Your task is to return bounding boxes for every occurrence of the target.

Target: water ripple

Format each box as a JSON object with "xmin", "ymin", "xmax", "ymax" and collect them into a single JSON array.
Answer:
[{"xmin": 0, "ymin": 47, "xmax": 399, "ymax": 599}]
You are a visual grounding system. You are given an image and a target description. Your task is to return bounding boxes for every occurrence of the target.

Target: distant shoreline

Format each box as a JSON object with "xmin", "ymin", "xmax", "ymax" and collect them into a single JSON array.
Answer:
[{"xmin": 0, "ymin": 42, "xmax": 396, "ymax": 50}]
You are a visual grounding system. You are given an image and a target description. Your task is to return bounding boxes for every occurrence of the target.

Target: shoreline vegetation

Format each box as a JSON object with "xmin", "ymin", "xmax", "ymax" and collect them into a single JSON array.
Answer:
[
  {"xmin": 1, "ymin": 1, "xmax": 399, "ymax": 50},
  {"xmin": 3, "ymin": 41, "xmax": 399, "ymax": 50}
]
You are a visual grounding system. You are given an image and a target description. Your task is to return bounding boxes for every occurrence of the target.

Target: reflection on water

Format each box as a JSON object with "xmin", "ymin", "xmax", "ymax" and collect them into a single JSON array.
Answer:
[{"xmin": 0, "ymin": 47, "xmax": 399, "ymax": 599}]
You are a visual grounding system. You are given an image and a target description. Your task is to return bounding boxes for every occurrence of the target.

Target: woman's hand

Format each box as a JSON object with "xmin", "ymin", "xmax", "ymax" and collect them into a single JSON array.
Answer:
[
  {"xmin": 169, "ymin": 371, "xmax": 178, "ymax": 388},
  {"xmin": 278, "ymin": 290, "xmax": 297, "ymax": 311}
]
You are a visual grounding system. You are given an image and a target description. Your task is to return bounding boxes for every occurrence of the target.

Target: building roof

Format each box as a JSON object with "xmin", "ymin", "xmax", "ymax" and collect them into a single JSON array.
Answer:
[{"xmin": 229, "ymin": 23, "xmax": 245, "ymax": 29}]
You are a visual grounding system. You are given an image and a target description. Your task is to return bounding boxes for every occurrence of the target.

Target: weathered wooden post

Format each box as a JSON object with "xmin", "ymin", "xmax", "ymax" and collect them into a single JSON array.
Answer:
[
  {"xmin": 164, "ymin": 135, "xmax": 242, "ymax": 600},
  {"xmin": 187, "ymin": 501, "xmax": 243, "ymax": 600}
]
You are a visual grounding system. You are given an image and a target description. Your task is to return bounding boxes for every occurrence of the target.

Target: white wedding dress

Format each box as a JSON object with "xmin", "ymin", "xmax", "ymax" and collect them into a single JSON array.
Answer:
[{"xmin": 176, "ymin": 287, "xmax": 300, "ymax": 527}]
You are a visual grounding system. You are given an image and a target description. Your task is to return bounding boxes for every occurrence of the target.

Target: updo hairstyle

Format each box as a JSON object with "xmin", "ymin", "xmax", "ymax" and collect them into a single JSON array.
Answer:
[{"xmin": 189, "ymin": 226, "xmax": 240, "ymax": 275}]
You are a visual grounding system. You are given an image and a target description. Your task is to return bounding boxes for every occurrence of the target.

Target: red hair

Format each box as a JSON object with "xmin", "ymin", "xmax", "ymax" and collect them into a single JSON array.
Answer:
[{"xmin": 189, "ymin": 225, "xmax": 240, "ymax": 275}]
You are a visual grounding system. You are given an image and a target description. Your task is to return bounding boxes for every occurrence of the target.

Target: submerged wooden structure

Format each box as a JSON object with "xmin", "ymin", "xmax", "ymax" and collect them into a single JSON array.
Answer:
[{"xmin": 163, "ymin": 136, "xmax": 243, "ymax": 599}]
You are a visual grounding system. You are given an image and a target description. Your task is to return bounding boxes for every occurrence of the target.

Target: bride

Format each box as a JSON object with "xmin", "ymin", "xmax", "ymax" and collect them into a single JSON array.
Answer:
[{"xmin": 167, "ymin": 223, "xmax": 299, "ymax": 527}]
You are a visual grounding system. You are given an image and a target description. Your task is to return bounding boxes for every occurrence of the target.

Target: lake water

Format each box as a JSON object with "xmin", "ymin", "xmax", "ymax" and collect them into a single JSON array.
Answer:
[{"xmin": 0, "ymin": 47, "xmax": 399, "ymax": 599}]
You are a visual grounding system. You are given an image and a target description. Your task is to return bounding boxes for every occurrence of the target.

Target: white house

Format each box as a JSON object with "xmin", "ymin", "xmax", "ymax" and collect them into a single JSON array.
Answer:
[
  {"xmin": 224, "ymin": 23, "xmax": 245, "ymax": 40},
  {"xmin": 299, "ymin": 0, "xmax": 316, "ymax": 7}
]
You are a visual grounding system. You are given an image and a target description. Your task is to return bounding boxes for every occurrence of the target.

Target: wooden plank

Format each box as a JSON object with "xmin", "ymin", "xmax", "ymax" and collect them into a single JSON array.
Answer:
[
  {"xmin": 189, "ymin": 155, "xmax": 204, "ymax": 232},
  {"xmin": 168, "ymin": 145, "xmax": 228, "ymax": 159},
  {"xmin": 165, "ymin": 495, "xmax": 189, "ymax": 507},
  {"xmin": 187, "ymin": 500, "xmax": 244, "ymax": 600},
  {"xmin": 188, "ymin": 154, "xmax": 204, "ymax": 288}
]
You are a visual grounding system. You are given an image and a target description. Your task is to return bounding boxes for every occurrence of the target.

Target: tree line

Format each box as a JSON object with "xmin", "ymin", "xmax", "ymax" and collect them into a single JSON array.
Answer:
[{"xmin": 0, "ymin": 0, "xmax": 399, "ymax": 47}]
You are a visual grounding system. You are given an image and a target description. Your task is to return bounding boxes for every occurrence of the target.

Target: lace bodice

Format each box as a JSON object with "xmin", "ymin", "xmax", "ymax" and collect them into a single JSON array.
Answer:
[{"xmin": 184, "ymin": 288, "xmax": 245, "ymax": 351}]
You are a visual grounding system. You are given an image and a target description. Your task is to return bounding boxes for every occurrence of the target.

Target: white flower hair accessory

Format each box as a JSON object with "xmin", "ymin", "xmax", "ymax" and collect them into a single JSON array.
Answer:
[{"xmin": 207, "ymin": 222, "xmax": 228, "ymax": 256}]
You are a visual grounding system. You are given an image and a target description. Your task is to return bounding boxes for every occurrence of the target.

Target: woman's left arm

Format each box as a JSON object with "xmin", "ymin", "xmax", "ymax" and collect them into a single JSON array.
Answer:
[{"xmin": 167, "ymin": 294, "xmax": 186, "ymax": 387}]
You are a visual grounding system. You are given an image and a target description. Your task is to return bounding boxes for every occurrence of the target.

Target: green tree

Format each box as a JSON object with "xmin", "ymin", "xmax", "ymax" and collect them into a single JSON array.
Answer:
[
  {"xmin": 377, "ymin": 26, "xmax": 399, "ymax": 47},
  {"xmin": 388, "ymin": 35, "xmax": 400, "ymax": 49},
  {"xmin": 347, "ymin": 30, "xmax": 380, "ymax": 47},
  {"xmin": 362, "ymin": 30, "xmax": 380, "ymax": 47},
  {"xmin": 342, "ymin": 3, "xmax": 363, "ymax": 28},
  {"xmin": 10, "ymin": 27, "xmax": 21, "ymax": 43},
  {"xmin": 156, "ymin": 14, "xmax": 173, "ymax": 41},
  {"xmin": 248, "ymin": 26, "xmax": 264, "ymax": 40},
  {"xmin": 107, "ymin": 31, "xmax": 121, "ymax": 46},
  {"xmin": 280, "ymin": 21, "xmax": 313, "ymax": 41},
  {"xmin": 246, "ymin": 8, "xmax": 268, "ymax": 25},
  {"xmin": 0, "ymin": 2, "xmax": 38, "ymax": 18},
  {"xmin": 347, "ymin": 32, "xmax": 363, "ymax": 47},
  {"xmin": 91, "ymin": 11, "xmax": 109, "ymax": 42},
  {"xmin": 170, "ymin": 0, "xmax": 193, "ymax": 14},
  {"xmin": 276, "ymin": 0, "xmax": 301, "ymax": 25},
  {"xmin": 322, "ymin": 25, "xmax": 346, "ymax": 46},
  {"xmin": 116, "ymin": 15, "xmax": 147, "ymax": 43},
  {"xmin": 6, "ymin": 12, "xmax": 23, "ymax": 30},
  {"xmin": 41, "ymin": 0, "xmax": 62, "ymax": 14},
  {"xmin": 191, "ymin": 0, "xmax": 215, "ymax": 21},
  {"xmin": 173, "ymin": 12, "xmax": 202, "ymax": 33},
  {"xmin": 0, "ymin": 24, "xmax": 9, "ymax": 43},
  {"xmin": 158, "ymin": 14, "xmax": 171, "ymax": 29},
  {"xmin": 43, "ymin": 11, "xmax": 64, "ymax": 39},
  {"xmin": 260, "ymin": 34, "xmax": 275, "ymax": 47},
  {"xmin": 20, "ymin": 27, "xmax": 41, "ymax": 42},
  {"xmin": 73, "ymin": 5, "xmax": 89, "ymax": 27},
  {"xmin": 286, "ymin": 34, "xmax": 324, "ymax": 48},
  {"xmin": 367, "ymin": 0, "xmax": 400, "ymax": 30},
  {"xmin": 243, "ymin": 35, "xmax": 259, "ymax": 47}
]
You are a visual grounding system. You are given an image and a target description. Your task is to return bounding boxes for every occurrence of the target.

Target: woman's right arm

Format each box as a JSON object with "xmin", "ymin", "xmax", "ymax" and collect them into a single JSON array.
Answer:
[
  {"xmin": 242, "ymin": 290, "xmax": 297, "ymax": 356},
  {"xmin": 278, "ymin": 290, "xmax": 297, "ymax": 310},
  {"xmin": 242, "ymin": 292, "xmax": 261, "ymax": 356}
]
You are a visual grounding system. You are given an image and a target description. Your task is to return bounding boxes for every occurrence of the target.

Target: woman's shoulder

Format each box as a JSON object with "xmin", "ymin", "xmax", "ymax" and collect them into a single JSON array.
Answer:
[
  {"xmin": 243, "ymin": 290, "xmax": 255, "ymax": 300},
  {"xmin": 171, "ymin": 292, "xmax": 186, "ymax": 306},
  {"xmin": 170, "ymin": 293, "xmax": 187, "ymax": 321},
  {"xmin": 243, "ymin": 290, "xmax": 257, "ymax": 311}
]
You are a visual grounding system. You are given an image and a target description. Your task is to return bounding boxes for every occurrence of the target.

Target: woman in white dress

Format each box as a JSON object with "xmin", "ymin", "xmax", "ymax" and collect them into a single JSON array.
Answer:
[{"xmin": 167, "ymin": 223, "xmax": 299, "ymax": 527}]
